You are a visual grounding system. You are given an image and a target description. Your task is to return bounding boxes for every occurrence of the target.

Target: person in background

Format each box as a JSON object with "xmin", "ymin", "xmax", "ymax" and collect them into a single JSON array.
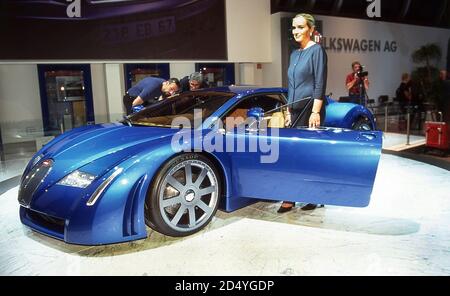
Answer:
[
  {"xmin": 439, "ymin": 70, "xmax": 450, "ymax": 124},
  {"xmin": 123, "ymin": 77, "xmax": 180, "ymax": 115},
  {"xmin": 179, "ymin": 72, "xmax": 208, "ymax": 93},
  {"xmin": 396, "ymin": 73, "xmax": 412, "ymax": 114},
  {"xmin": 345, "ymin": 61, "xmax": 370, "ymax": 104},
  {"xmin": 439, "ymin": 69, "xmax": 448, "ymax": 81},
  {"xmin": 279, "ymin": 13, "xmax": 328, "ymax": 213}
]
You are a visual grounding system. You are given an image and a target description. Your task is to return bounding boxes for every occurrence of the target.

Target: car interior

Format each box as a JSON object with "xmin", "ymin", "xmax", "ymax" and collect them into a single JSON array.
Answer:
[{"xmin": 223, "ymin": 94, "xmax": 286, "ymax": 131}]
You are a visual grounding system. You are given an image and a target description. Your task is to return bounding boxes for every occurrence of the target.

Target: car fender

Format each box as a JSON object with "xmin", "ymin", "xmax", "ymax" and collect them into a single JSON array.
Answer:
[
  {"xmin": 65, "ymin": 140, "xmax": 178, "ymax": 245},
  {"xmin": 325, "ymin": 103, "xmax": 376, "ymax": 129}
]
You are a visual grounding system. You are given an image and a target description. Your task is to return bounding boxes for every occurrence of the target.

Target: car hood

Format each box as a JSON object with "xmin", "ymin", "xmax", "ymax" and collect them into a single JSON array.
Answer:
[{"xmin": 40, "ymin": 123, "xmax": 178, "ymax": 182}]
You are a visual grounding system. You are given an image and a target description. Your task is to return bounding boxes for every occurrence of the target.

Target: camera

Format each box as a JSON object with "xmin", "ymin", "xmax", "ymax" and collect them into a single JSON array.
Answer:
[{"xmin": 357, "ymin": 65, "xmax": 369, "ymax": 78}]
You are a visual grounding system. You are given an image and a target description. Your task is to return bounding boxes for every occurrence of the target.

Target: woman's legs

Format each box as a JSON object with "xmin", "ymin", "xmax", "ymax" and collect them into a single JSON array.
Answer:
[
  {"xmin": 277, "ymin": 201, "xmax": 295, "ymax": 213},
  {"xmin": 277, "ymin": 99, "xmax": 326, "ymax": 213}
]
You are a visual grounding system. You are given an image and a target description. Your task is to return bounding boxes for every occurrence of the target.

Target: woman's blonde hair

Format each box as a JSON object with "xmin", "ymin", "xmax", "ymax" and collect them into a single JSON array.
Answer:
[{"xmin": 294, "ymin": 13, "xmax": 316, "ymax": 29}]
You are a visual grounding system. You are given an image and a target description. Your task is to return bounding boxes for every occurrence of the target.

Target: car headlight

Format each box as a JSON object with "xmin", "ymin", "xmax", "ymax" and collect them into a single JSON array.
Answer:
[{"xmin": 57, "ymin": 170, "xmax": 96, "ymax": 188}]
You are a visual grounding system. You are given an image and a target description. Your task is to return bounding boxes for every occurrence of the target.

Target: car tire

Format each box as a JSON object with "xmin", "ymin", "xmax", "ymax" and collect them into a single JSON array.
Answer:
[
  {"xmin": 145, "ymin": 153, "xmax": 221, "ymax": 237},
  {"xmin": 352, "ymin": 117, "xmax": 373, "ymax": 131}
]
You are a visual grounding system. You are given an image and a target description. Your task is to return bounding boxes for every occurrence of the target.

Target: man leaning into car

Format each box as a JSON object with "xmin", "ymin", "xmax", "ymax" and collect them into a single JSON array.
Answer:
[{"xmin": 123, "ymin": 77, "xmax": 181, "ymax": 115}]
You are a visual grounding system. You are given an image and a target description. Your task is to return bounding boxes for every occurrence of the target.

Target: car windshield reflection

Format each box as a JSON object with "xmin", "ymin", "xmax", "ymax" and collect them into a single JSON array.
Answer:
[{"xmin": 127, "ymin": 91, "xmax": 234, "ymax": 128}]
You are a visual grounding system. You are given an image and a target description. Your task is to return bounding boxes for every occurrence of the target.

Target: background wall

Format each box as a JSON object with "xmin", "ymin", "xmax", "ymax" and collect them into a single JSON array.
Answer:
[
  {"xmin": 1, "ymin": 3, "xmax": 449, "ymax": 146},
  {"xmin": 226, "ymin": 0, "xmax": 271, "ymax": 63},
  {"xmin": 262, "ymin": 13, "xmax": 284, "ymax": 87},
  {"xmin": 264, "ymin": 13, "xmax": 450, "ymax": 103},
  {"xmin": 90, "ymin": 64, "xmax": 109, "ymax": 124},
  {"xmin": 0, "ymin": 65, "xmax": 43, "ymax": 144},
  {"xmin": 318, "ymin": 15, "xmax": 449, "ymax": 102},
  {"xmin": 239, "ymin": 63, "xmax": 263, "ymax": 86},
  {"xmin": 105, "ymin": 64, "xmax": 125, "ymax": 122},
  {"xmin": 170, "ymin": 64, "xmax": 196, "ymax": 81}
]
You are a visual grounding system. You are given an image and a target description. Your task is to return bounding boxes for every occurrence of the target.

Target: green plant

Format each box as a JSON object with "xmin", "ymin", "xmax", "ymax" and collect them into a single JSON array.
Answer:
[{"xmin": 411, "ymin": 43, "xmax": 443, "ymax": 108}]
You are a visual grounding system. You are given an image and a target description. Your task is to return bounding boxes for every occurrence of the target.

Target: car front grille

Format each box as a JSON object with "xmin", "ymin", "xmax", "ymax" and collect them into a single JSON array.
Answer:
[
  {"xmin": 18, "ymin": 160, "xmax": 53, "ymax": 207},
  {"xmin": 23, "ymin": 208, "xmax": 65, "ymax": 236}
]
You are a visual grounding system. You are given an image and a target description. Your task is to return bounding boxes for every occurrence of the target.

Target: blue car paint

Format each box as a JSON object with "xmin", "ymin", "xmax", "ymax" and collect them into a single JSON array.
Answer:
[
  {"xmin": 19, "ymin": 87, "xmax": 382, "ymax": 245},
  {"xmin": 324, "ymin": 97, "xmax": 376, "ymax": 130},
  {"xmin": 219, "ymin": 128, "xmax": 380, "ymax": 209},
  {"xmin": 21, "ymin": 125, "xmax": 181, "ymax": 245}
]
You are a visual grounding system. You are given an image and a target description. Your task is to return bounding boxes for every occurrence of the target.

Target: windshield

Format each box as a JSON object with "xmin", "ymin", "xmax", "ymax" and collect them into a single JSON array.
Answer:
[{"xmin": 127, "ymin": 91, "xmax": 234, "ymax": 128}]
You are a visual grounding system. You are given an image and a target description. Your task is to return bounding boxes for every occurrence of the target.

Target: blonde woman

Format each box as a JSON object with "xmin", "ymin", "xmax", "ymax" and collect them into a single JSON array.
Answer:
[{"xmin": 278, "ymin": 13, "xmax": 328, "ymax": 213}]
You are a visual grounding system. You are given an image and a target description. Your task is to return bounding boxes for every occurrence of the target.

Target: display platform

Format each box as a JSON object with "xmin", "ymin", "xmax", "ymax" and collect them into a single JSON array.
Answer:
[{"xmin": 1, "ymin": 154, "xmax": 449, "ymax": 276}]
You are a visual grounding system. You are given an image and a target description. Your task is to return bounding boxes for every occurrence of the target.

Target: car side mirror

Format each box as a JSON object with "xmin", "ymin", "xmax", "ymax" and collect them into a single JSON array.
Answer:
[
  {"xmin": 247, "ymin": 107, "xmax": 265, "ymax": 131},
  {"xmin": 247, "ymin": 107, "xmax": 264, "ymax": 121}
]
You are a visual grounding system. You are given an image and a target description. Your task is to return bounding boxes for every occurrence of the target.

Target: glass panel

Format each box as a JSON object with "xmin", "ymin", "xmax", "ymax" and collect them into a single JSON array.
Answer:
[
  {"xmin": 199, "ymin": 67, "xmax": 226, "ymax": 88},
  {"xmin": 196, "ymin": 63, "xmax": 234, "ymax": 87},
  {"xmin": 43, "ymin": 70, "xmax": 88, "ymax": 135},
  {"xmin": 129, "ymin": 91, "xmax": 233, "ymax": 128},
  {"xmin": 130, "ymin": 68, "xmax": 162, "ymax": 87}
]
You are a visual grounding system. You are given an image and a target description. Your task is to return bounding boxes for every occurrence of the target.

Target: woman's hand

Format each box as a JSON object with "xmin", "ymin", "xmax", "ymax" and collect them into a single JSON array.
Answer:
[
  {"xmin": 285, "ymin": 113, "xmax": 292, "ymax": 127},
  {"xmin": 309, "ymin": 112, "xmax": 320, "ymax": 128}
]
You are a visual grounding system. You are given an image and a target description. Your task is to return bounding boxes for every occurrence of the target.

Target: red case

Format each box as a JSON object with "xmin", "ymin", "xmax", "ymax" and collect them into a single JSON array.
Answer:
[{"xmin": 425, "ymin": 122, "xmax": 449, "ymax": 150}]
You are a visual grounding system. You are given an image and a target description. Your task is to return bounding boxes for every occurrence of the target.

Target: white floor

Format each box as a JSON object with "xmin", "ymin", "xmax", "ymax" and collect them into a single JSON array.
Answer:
[
  {"xmin": 1, "ymin": 154, "xmax": 449, "ymax": 276},
  {"xmin": 382, "ymin": 133, "xmax": 425, "ymax": 150},
  {"xmin": 0, "ymin": 143, "xmax": 35, "ymax": 183},
  {"xmin": 0, "ymin": 158, "xmax": 29, "ymax": 183}
]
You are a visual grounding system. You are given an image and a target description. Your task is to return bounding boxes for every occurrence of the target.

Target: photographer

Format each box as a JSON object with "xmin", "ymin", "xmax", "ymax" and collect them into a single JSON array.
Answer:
[{"xmin": 346, "ymin": 61, "xmax": 370, "ymax": 100}]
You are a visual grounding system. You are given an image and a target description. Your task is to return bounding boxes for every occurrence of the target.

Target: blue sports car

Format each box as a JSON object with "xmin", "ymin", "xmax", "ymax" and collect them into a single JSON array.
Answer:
[{"xmin": 18, "ymin": 87, "xmax": 382, "ymax": 245}]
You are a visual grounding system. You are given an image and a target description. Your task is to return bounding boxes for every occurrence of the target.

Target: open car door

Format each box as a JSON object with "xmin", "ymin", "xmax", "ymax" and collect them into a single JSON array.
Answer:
[{"xmin": 225, "ymin": 126, "xmax": 382, "ymax": 207}]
